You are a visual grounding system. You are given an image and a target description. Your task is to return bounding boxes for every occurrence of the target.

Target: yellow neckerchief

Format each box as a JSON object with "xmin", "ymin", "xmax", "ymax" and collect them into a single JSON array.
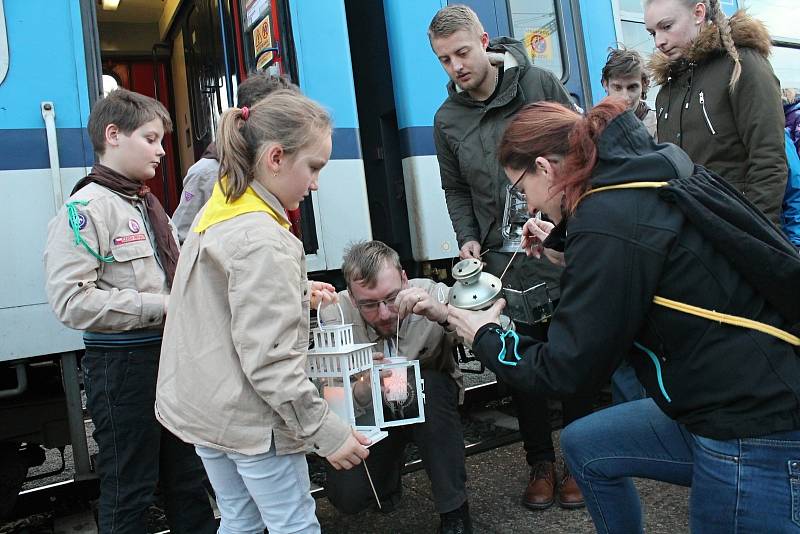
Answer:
[
  {"xmin": 193, "ymin": 179, "xmax": 290, "ymax": 233},
  {"xmin": 576, "ymin": 181, "xmax": 800, "ymax": 346}
]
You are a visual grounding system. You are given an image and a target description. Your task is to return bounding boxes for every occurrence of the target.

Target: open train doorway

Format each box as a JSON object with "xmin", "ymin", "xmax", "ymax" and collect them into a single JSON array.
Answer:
[{"xmin": 94, "ymin": 0, "xmax": 184, "ymax": 211}]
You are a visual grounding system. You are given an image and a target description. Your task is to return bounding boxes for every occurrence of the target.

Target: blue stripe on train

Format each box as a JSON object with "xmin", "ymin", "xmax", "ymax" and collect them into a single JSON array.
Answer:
[
  {"xmin": 0, "ymin": 127, "xmax": 362, "ymax": 171},
  {"xmin": 0, "ymin": 128, "xmax": 93, "ymax": 171},
  {"xmin": 399, "ymin": 126, "xmax": 436, "ymax": 159}
]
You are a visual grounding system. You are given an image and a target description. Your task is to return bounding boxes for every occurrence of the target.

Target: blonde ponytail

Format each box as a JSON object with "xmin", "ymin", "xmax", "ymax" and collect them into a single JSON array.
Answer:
[
  {"xmin": 707, "ymin": 0, "xmax": 741, "ymax": 92},
  {"xmin": 217, "ymin": 108, "xmax": 253, "ymax": 201},
  {"xmin": 215, "ymin": 89, "xmax": 332, "ymax": 202}
]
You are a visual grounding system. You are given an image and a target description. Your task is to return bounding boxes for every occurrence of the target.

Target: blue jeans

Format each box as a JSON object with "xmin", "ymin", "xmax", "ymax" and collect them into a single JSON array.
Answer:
[
  {"xmin": 195, "ymin": 444, "xmax": 319, "ymax": 534},
  {"xmin": 561, "ymin": 398, "xmax": 800, "ymax": 533},
  {"xmin": 83, "ymin": 345, "xmax": 215, "ymax": 534}
]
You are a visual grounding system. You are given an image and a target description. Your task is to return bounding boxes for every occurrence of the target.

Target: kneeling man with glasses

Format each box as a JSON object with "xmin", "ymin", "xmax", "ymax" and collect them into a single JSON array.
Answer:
[{"xmin": 319, "ymin": 240, "xmax": 472, "ymax": 533}]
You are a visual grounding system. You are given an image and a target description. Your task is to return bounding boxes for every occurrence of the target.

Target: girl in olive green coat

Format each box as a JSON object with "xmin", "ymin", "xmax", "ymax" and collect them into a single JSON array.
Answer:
[{"xmin": 645, "ymin": 0, "xmax": 787, "ymax": 224}]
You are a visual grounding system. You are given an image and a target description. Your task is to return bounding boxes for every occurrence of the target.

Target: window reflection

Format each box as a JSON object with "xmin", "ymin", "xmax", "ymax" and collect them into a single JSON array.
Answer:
[{"xmin": 508, "ymin": 0, "xmax": 564, "ymax": 79}]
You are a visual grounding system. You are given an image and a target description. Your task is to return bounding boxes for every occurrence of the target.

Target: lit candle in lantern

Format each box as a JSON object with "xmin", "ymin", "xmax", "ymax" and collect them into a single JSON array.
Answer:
[
  {"xmin": 323, "ymin": 385, "xmax": 347, "ymax": 419},
  {"xmin": 382, "ymin": 362, "xmax": 408, "ymax": 403}
]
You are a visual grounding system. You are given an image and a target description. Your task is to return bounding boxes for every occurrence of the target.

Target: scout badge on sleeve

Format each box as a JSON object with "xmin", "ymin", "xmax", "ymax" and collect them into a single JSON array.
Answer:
[{"xmin": 66, "ymin": 201, "xmax": 114, "ymax": 263}]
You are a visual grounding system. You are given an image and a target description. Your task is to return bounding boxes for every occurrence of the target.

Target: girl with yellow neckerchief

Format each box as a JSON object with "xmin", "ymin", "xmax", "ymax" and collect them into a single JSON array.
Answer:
[{"xmin": 155, "ymin": 90, "xmax": 369, "ymax": 533}]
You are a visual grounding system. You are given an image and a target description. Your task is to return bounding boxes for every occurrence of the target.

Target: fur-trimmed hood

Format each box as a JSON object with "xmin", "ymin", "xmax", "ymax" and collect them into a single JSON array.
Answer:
[{"xmin": 649, "ymin": 10, "xmax": 772, "ymax": 85}]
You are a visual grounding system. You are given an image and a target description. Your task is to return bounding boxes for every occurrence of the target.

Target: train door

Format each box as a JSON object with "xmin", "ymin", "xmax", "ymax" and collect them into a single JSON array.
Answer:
[
  {"xmin": 102, "ymin": 59, "xmax": 181, "ymax": 211},
  {"xmin": 342, "ymin": 0, "xmax": 412, "ymax": 260},
  {"xmin": 233, "ymin": 0, "xmax": 316, "ymax": 250},
  {"xmin": 93, "ymin": 0, "xmax": 183, "ymax": 210},
  {"xmin": 234, "ymin": 0, "xmax": 372, "ymax": 273}
]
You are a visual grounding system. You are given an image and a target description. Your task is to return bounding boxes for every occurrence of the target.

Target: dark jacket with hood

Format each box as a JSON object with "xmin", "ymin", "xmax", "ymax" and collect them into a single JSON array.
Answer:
[
  {"xmin": 434, "ymin": 37, "xmax": 573, "ymax": 295},
  {"xmin": 650, "ymin": 10, "xmax": 787, "ymax": 224},
  {"xmin": 473, "ymin": 111, "xmax": 800, "ymax": 440}
]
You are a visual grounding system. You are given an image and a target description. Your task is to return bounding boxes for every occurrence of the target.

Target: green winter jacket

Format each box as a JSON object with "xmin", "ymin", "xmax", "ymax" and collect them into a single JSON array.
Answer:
[
  {"xmin": 433, "ymin": 37, "xmax": 573, "ymax": 294},
  {"xmin": 650, "ymin": 11, "xmax": 787, "ymax": 224}
]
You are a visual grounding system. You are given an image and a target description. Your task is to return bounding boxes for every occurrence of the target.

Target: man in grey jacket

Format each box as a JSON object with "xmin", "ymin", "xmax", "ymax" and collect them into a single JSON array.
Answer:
[
  {"xmin": 429, "ymin": 5, "xmax": 590, "ymax": 510},
  {"xmin": 171, "ymin": 74, "xmax": 298, "ymax": 243}
]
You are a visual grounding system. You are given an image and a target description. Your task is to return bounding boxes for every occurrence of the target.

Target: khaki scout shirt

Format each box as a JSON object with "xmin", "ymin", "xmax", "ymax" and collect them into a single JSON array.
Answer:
[
  {"xmin": 44, "ymin": 182, "xmax": 170, "ymax": 332},
  {"xmin": 319, "ymin": 279, "xmax": 464, "ymax": 403},
  {"xmin": 155, "ymin": 182, "xmax": 351, "ymax": 457}
]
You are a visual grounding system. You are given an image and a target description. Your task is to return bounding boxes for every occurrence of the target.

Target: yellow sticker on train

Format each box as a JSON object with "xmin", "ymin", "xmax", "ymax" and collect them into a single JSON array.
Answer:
[{"xmin": 253, "ymin": 16, "xmax": 273, "ymax": 70}]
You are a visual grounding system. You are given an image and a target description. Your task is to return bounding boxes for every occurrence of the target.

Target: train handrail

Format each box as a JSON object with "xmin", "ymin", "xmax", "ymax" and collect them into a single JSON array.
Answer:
[
  {"xmin": 0, "ymin": 0, "xmax": 7, "ymax": 86},
  {"xmin": 41, "ymin": 102, "xmax": 64, "ymax": 213}
]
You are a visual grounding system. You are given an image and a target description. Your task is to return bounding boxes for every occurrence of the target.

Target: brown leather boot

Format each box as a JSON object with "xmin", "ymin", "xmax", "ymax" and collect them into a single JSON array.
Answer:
[
  {"xmin": 523, "ymin": 461, "xmax": 556, "ymax": 510},
  {"xmin": 557, "ymin": 466, "xmax": 586, "ymax": 509}
]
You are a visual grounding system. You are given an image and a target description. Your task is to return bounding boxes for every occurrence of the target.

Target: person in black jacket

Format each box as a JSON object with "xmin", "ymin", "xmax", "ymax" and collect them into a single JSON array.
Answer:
[{"xmin": 445, "ymin": 98, "xmax": 800, "ymax": 533}]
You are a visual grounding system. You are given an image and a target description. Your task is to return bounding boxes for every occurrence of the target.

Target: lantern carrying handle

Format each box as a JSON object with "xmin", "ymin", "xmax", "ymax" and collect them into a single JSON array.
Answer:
[{"xmin": 317, "ymin": 300, "xmax": 345, "ymax": 331}]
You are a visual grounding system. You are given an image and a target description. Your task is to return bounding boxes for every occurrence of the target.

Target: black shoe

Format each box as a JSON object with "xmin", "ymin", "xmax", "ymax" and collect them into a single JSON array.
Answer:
[
  {"xmin": 375, "ymin": 491, "xmax": 402, "ymax": 514},
  {"xmin": 439, "ymin": 502, "xmax": 473, "ymax": 534}
]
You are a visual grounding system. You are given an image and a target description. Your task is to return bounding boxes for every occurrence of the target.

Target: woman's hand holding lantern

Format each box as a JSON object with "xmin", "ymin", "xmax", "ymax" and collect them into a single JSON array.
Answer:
[{"xmin": 446, "ymin": 299, "xmax": 506, "ymax": 346}]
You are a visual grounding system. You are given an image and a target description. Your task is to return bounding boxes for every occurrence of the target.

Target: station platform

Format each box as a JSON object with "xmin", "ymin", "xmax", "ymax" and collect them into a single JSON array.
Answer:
[{"xmin": 316, "ymin": 432, "xmax": 691, "ymax": 533}]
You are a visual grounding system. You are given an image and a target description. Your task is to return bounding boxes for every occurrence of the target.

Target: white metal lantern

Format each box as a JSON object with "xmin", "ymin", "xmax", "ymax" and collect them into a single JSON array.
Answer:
[
  {"xmin": 307, "ymin": 309, "xmax": 388, "ymax": 444},
  {"xmin": 371, "ymin": 356, "xmax": 425, "ymax": 428}
]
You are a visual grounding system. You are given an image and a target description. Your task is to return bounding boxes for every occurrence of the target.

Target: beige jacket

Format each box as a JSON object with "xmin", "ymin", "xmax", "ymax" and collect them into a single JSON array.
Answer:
[
  {"xmin": 44, "ymin": 182, "xmax": 170, "ymax": 332},
  {"xmin": 319, "ymin": 279, "xmax": 464, "ymax": 403},
  {"xmin": 155, "ymin": 182, "xmax": 351, "ymax": 457}
]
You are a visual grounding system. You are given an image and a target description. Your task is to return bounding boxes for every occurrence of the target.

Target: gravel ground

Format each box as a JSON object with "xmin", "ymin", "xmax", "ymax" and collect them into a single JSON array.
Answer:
[{"xmin": 316, "ymin": 436, "xmax": 690, "ymax": 533}]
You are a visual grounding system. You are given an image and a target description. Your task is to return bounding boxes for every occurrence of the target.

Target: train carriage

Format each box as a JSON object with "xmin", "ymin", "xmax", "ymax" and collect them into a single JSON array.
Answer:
[{"xmin": 2, "ymin": 0, "xmax": 797, "ymax": 522}]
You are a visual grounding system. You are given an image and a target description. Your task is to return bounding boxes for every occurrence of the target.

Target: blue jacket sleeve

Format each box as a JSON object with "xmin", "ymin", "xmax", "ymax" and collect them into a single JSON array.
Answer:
[{"xmin": 781, "ymin": 130, "xmax": 800, "ymax": 248}]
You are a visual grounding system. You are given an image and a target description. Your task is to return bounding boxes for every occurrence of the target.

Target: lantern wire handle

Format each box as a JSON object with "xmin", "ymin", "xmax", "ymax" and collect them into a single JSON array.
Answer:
[
  {"xmin": 317, "ymin": 300, "xmax": 345, "ymax": 331},
  {"xmin": 394, "ymin": 314, "xmax": 401, "ymax": 358},
  {"xmin": 363, "ymin": 458, "xmax": 382, "ymax": 510}
]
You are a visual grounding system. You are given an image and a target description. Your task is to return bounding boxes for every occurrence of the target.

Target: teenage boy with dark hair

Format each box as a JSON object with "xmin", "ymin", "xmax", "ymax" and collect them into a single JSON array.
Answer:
[
  {"xmin": 601, "ymin": 47, "xmax": 657, "ymax": 138},
  {"xmin": 171, "ymin": 73, "xmax": 299, "ymax": 242},
  {"xmin": 428, "ymin": 4, "xmax": 590, "ymax": 511},
  {"xmin": 44, "ymin": 88, "xmax": 215, "ymax": 533}
]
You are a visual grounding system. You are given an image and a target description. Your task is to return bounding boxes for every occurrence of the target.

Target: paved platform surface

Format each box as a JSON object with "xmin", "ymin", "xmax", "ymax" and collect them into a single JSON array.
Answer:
[{"xmin": 316, "ymin": 435, "xmax": 691, "ymax": 533}]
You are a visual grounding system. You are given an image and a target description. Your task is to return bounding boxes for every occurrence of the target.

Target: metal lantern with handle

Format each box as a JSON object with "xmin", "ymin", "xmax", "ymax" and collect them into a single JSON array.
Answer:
[
  {"xmin": 449, "ymin": 258, "xmax": 553, "ymax": 326},
  {"xmin": 306, "ymin": 306, "xmax": 388, "ymax": 444}
]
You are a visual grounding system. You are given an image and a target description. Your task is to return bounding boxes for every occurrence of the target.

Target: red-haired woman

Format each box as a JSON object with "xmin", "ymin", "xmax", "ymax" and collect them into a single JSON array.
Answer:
[{"xmin": 446, "ymin": 98, "xmax": 800, "ymax": 533}]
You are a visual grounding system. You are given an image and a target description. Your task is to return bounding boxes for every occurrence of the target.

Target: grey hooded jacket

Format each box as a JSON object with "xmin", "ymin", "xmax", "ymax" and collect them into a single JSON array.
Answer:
[{"xmin": 433, "ymin": 37, "xmax": 573, "ymax": 294}]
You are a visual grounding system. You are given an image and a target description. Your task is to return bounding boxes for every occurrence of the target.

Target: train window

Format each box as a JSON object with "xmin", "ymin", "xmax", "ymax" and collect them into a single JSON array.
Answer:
[
  {"xmin": 772, "ymin": 46, "xmax": 800, "ymax": 95},
  {"xmin": 618, "ymin": 0, "xmax": 645, "ymax": 11},
  {"xmin": 237, "ymin": 0, "xmax": 297, "ymax": 81},
  {"xmin": 740, "ymin": 1, "xmax": 798, "ymax": 44},
  {"xmin": 507, "ymin": 0, "xmax": 565, "ymax": 79},
  {"xmin": 739, "ymin": 1, "xmax": 800, "ymax": 96},
  {"xmin": 613, "ymin": 3, "xmax": 659, "ymax": 107},
  {"xmin": 619, "ymin": 20, "xmax": 656, "ymax": 99}
]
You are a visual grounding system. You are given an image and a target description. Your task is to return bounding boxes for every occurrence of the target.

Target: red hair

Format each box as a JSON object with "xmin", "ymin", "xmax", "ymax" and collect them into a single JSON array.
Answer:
[{"xmin": 499, "ymin": 97, "xmax": 629, "ymax": 213}]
